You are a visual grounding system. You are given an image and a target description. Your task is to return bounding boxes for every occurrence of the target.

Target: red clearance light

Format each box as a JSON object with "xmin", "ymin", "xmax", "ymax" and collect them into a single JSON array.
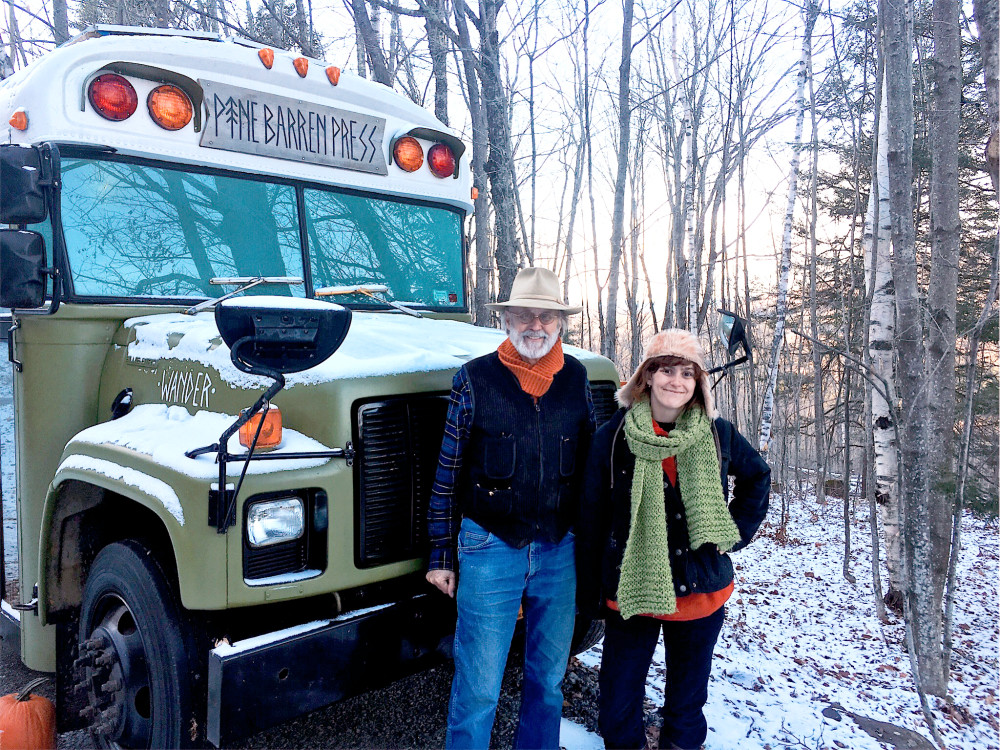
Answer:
[
  {"xmin": 293, "ymin": 57, "xmax": 309, "ymax": 77},
  {"xmin": 88, "ymin": 74, "xmax": 138, "ymax": 122},
  {"xmin": 9, "ymin": 109, "xmax": 27, "ymax": 131},
  {"xmin": 428, "ymin": 143, "xmax": 456, "ymax": 178},
  {"xmin": 147, "ymin": 85, "xmax": 193, "ymax": 131},
  {"xmin": 326, "ymin": 66, "xmax": 341, "ymax": 85},
  {"xmin": 393, "ymin": 136, "xmax": 424, "ymax": 172},
  {"xmin": 258, "ymin": 48, "xmax": 275, "ymax": 69}
]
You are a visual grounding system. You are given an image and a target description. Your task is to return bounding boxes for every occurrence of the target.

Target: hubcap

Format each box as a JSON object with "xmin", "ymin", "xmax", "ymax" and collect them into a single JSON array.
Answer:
[{"xmin": 76, "ymin": 596, "xmax": 153, "ymax": 748}]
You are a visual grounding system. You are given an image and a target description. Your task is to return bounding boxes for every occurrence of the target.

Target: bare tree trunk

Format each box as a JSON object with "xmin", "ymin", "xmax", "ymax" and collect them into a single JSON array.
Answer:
[
  {"xmin": 758, "ymin": 0, "xmax": 818, "ymax": 458},
  {"xmin": 423, "ymin": 0, "xmax": 450, "ymax": 125},
  {"xmin": 452, "ymin": 0, "xmax": 491, "ymax": 325},
  {"xmin": 353, "ymin": 0, "xmax": 392, "ymax": 85},
  {"xmin": 52, "ymin": 0, "xmax": 69, "ymax": 44},
  {"xmin": 604, "ymin": 0, "xmax": 634, "ymax": 361},
  {"xmin": 478, "ymin": 0, "xmax": 522, "ymax": 303},
  {"xmin": 883, "ymin": 0, "xmax": 948, "ymax": 727},
  {"xmin": 866, "ymin": 78, "xmax": 903, "ymax": 605},
  {"xmin": 922, "ymin": 0, "xmax": 962, "ymax": 696},
  {"xmin": 972, "ymin": 0, "xmax": 999, "ymax": 191},
  {"xmin": 807, "ymin": 24, "xmax": 826, "ymax": 505}
]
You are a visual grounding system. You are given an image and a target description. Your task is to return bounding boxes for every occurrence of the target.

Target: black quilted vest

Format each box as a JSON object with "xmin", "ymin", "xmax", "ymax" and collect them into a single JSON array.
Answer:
[{"xmin": 458, "ymin": 351, "xmax": 591, "ymax": 548}]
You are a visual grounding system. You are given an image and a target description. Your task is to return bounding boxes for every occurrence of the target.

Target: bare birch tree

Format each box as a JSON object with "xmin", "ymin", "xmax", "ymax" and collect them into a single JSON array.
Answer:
[{"xmin": 758, "ymin": 0, "xmax": 818, "ymax": 458}]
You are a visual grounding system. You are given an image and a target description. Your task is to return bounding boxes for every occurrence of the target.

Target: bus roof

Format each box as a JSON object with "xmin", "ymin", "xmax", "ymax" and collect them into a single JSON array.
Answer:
[{"xmin": 1, "ymin": 28, "xmax": 472, "ymax": 211}]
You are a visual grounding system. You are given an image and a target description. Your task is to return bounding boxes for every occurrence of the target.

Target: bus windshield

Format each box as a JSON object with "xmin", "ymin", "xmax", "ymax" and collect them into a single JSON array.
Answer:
[{"xmin": 57, "ymin": 156, "xmax": 466, "ymax": 309}]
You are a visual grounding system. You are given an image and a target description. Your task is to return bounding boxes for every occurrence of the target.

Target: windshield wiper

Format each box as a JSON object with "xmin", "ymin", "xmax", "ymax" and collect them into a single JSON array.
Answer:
[
  {"xmin": 314, "ymin": 283, "xmax": 423, "ymax": 318},
  {"xmin": 184, "ymin": 276, "xmax": 305, "ymax": 315}
]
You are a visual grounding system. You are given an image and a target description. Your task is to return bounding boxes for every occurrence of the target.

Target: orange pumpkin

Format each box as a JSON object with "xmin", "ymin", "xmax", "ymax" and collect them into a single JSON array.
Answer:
[{"xmin": 0, "ymin": 677, "xmax": 56, "ymax": 750}]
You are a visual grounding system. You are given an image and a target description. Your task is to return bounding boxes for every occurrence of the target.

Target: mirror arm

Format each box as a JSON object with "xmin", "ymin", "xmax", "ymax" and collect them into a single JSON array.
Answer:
[{"xmin": 38, "ymin": 143, "xmax": 64, "ymax": 313}]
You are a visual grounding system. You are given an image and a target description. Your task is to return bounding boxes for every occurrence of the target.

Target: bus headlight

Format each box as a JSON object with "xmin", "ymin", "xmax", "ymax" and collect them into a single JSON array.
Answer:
[{"xmin": 246, "ymin": 496, "xmax": 305, "ymax": 548}]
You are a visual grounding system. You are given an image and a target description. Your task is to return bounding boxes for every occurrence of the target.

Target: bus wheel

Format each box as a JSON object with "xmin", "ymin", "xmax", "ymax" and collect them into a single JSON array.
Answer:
[{"xmin": 76, "ymin": 540, "xmax": 195, "ymax": 749}]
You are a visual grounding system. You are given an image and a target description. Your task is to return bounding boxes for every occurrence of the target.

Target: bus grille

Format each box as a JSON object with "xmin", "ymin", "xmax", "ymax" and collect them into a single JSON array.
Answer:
[
  {"xmin": 591, "ymin": 381, "xmax": 619, "ymax": 427},
  {"xmin": 355, "ymin": 396, "xmax": 449, "ymax": 567}
]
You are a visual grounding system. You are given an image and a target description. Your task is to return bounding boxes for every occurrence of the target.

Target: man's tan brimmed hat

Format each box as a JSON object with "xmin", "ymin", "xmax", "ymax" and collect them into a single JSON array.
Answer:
[{"xmin": 486, "ymin": 267, "xmax": 583, "ymax": 314}]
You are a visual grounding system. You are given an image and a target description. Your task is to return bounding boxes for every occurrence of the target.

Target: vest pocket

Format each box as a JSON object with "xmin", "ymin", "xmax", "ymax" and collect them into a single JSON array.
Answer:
[
  {"xmin": 482, "ymin": 434, "xmax": 516, "ymax": 480},
  {"xmin": 559, "ymin": 436, "xmax": 578, "ymax": 477},
  {"xmin": 472, "ymin": 483, "xmax": 512, "ymax": 516}
]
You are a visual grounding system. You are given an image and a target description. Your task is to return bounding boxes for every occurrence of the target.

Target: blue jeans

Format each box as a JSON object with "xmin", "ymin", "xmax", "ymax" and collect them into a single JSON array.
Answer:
[
  {"xmin": 446, "ymin": 517, "xmax": 576, "ymax": 750},
  {"xmin": 598, "ymin": 606, "xmax": 725, "ymax": 750}
]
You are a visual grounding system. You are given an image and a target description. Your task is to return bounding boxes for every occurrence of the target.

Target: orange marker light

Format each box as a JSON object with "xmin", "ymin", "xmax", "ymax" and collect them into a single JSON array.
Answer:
[
  {"xmin": 393, "ymin": 136, "xmax": 424, "ymax": 172},
  {"xmin": 293, "ymin": 57, "xmax": 309, "ymax": 77},
  {"xmin": 147, "ymin": 85, "xmax": 193, "ymax": 131},
  {"xmin": 326, "ymin": 66, "xmax": 341, "ymax": 85},
  {"xmin": 239, "ymin": 404, "xmax": 282, "ymax": 450},
  {"xmin": 9, "ymin": 109, "xmax": 27, "ymax": 131},
  {"xmin": 471, "ymin": 186, "xmax": 479, "ymax": 200},
  {"xmin": 428, "ymin": 143, "xmax": 456, "ymax": 178},
  {"xmin": 258, "ymin": 48, "xmax": 275, "ymax": 69}
]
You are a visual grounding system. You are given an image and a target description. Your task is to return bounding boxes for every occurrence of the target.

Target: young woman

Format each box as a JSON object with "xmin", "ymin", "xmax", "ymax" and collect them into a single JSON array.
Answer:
[{"xmin": 576, "ymin": 329, "xmax": 770, "ymax": 750}]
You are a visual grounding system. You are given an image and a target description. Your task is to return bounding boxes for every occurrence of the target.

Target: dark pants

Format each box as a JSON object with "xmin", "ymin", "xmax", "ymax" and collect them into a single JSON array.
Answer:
[{"xmin": 598, "ymin": 606, "xmax": 725, "ymax": 750}]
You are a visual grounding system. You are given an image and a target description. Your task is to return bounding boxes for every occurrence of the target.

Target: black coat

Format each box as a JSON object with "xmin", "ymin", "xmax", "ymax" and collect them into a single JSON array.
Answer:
[{"xmin": 575, "ymin": 408, "xmax": 770, "ymax": 620}]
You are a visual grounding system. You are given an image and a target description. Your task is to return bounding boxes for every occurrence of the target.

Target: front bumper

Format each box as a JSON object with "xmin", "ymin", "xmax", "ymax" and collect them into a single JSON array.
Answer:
[{"xmin": 206, "ymin": 593, "xmax": 455, "ymax": 747}]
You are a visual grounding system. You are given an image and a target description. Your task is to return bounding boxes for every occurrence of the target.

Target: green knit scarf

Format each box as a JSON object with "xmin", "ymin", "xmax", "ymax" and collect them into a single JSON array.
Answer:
[{"xmin": 617, "ymin": 399, "xmax": 742, "ymax": 619}]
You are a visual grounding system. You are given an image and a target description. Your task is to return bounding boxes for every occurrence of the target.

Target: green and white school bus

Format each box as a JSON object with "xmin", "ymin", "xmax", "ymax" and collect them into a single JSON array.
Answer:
[{"xmin": 0, "ymin": 25, "xmax": 619, "ymax": 747}]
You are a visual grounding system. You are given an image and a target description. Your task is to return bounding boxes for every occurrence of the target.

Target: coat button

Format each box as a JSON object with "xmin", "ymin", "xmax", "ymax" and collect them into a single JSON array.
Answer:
[
  {"xmin": 675, "ymin": 513, "xmax": 683, "ymax": 520},
  {"xmin": 692, "ymin": 581, "xmax": 698, "ymax": 588},
  {"xmin": 679, "ymin": 585, "xmax": 688, "ymax": 593},
  {"xmin": 674, "ymin": 549, "xmax": 683, "ymax": 557}
]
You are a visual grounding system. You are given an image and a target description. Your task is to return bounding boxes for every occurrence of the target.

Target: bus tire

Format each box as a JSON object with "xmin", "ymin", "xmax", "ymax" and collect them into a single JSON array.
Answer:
[{"xmin": 77, "ymin": 540, "xmax": 196, "ymax": 749}]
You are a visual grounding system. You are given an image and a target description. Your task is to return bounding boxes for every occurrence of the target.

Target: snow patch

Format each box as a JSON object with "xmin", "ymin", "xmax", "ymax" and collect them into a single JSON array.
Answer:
[
  {"xmin": 244, "ymin": 569, "xmax": 322, "ymax": 587},
  {"xmin": 71, "ymin": 404, "xmax": 332, "ymax": 479},
  {"xmin": 211, "ymin": 619, "xmax": 331, "ymax": 657},
  {"xmin": 56, "ymin": 455, "xmax": 184, "ymax": 525}
]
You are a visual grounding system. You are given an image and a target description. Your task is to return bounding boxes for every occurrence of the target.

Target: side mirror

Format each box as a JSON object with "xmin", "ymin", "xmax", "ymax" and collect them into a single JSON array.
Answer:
[
  {"xmin": 719, "ymin": 310, "xmax": 750, "ymax": 359},
  {"xmin": 0, "ymin": 146, "xmax": 47, "ymax": 225},
  {"xmin": 709, "ymin": 309, "xmax": 752, "ymax": 375},
  {"xmin": 215, "ymin": 296, "xmax": 352, "ymax": 376},
  {"xmin": 0, "ymin": 230, "xmax": 46, "ymax": 309}
]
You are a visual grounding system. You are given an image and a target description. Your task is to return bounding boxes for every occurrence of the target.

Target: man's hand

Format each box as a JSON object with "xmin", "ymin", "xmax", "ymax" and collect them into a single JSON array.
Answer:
[{"xmin": 426, "ymin": 569, "xmax": 456, "ymax": 598}]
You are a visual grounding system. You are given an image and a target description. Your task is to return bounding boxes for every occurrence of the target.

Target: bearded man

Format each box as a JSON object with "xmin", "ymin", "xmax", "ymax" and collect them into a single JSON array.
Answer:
[{"xmin": 426, "ymin": 267, "xmax": 596, "ymax": 749}]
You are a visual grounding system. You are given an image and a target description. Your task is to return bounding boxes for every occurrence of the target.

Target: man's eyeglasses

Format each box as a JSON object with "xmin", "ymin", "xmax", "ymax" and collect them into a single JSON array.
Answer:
[{"xmin": 510, "ymin": 310, "xmax": 559, "ymax": 325}]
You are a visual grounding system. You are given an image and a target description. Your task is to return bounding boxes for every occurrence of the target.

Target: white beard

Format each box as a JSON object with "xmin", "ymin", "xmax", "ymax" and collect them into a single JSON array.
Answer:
[{"xmin": 508, "ymin": 325, "xmax": 560, "ymax": 361}]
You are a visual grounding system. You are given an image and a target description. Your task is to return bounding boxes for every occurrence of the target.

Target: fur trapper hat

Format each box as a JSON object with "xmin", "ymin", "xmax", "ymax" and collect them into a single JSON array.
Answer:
[{"xmin": 617, "ymin": 328, "xmax": 718, "ymax": 418}]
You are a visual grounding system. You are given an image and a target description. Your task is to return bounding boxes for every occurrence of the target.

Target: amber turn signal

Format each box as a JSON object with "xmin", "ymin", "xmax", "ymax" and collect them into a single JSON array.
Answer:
[
  {"xmin": 326, "ymin": 66, "xmax": 341, "ymax": 85},
  {"xmin": 8, "ymin": 109, "xmax": 27, "ymax": 131},
  {"xmin": 147, "ymin": 85, "xmax": 193, "ymax": 131},
  {"xmin": 258, "ymin": 48, "xmax": 275, "ymax": 69},
  {"xmin": 471, "ymin": 186, "xmax": 479, "ymax": 200},
  {"xmin": 393, "ymin": 136, "xmax": 424, "ymax": 172},
  {"xmin": 293, "ymin": 57, "xmax": 309, "ymax": 77},
  {"xmin": 239, "ymin": 404, "xmax": 283, "ymax": 450}
]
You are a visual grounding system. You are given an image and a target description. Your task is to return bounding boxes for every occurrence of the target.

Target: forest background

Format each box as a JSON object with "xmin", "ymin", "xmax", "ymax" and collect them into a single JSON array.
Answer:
[{"xmin": 1, "ymin": 0, "xmax": 997, "ymax": 743}]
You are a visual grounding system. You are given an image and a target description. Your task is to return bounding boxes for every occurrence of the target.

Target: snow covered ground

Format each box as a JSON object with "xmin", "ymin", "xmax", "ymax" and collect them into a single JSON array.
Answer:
[
  {"xmin": 3, "ymin": 354, "xmax": 997, "ymax": 749},
  {"xmin": 570, "ymin": 492, "xmax": 999, "ymax": 749}
]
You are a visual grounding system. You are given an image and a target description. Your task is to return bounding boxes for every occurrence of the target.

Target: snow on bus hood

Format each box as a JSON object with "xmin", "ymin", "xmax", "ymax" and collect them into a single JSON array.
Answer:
[
  {"xmin": 68, "ymin": 403, "xmax": 334, "ymax": 478},
  {"xmin": 124, "ymin": 311, "xmax": 603, "ymax": 389}
]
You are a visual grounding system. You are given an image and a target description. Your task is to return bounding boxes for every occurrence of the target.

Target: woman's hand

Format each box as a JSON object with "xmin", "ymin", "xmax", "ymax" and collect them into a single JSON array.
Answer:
[{"xmin": 426, "ymin": 569, "xmax": 456, "ymax": 598}]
